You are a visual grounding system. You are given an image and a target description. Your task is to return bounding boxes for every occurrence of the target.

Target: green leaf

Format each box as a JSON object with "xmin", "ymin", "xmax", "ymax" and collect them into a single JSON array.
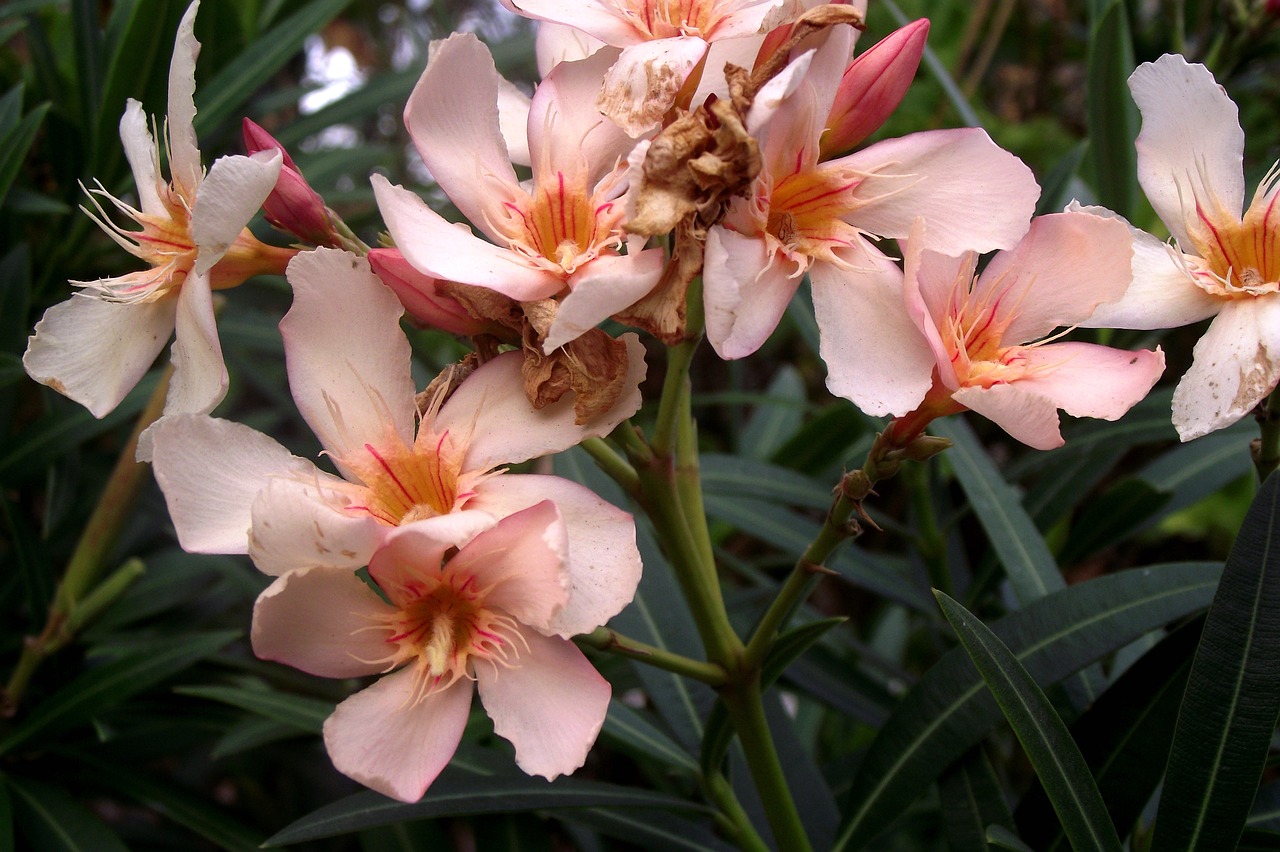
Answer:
[
  {"xmin": 1086, "ymin": 0, "xmax": 1139, "ymax": 216},
  {"xmin": 0, "ymin": 778, "xmax": 13, "ymax": 852},
  {"xmin": 7, "ymin": 776, "xmax": 128, "ymax": 852},
  {"xmin": 599, "ymin": 700, "xmax": 699, "ymax": 774},
  {"xmin": 1239, "ymin": 828, "xmax": 1280, "ymax": 851},
  {"xmin": 174, "ymin": 683, "xmax": 331, "ymax": 733},
  {"xmin": 560, "ymin": 808, "xmax": 733, "ymax": 851},
  {"xmin": 701, "ymin": 453, "xmax": 831, "ymax": 511},
  {"xmin": 986, "ymin": 825, "xmax": 1036, "ymax": 852},
  {"xmin": 264, "ymin": 772, "xmax": 711, "ymax": 846},
  {"xmin": 1153, "ymin": 474, "xmax": 1280, "ymax": 852},
  {"xmin": 0, "ymin": 101, "xmax": 49, "ymax": 209},
  {"xmin": 0, "ymin": 631, "xmax": 237, "ymax": 755},
  {"xmin": 1057, "ymin": 479, "xmax": 1170, "ymax": 565},
  {"xmin": 1034, "ymin": 142, "xmax": 1088, "ymax": 217},
  {"xmin": 1, "ymin": 491, "xmax": 53, "ymax": 631},
  {"xmin": 880, "ymin": 0, "xmax": 982, "ymax": 127},
  {"xmin": 194, "ymin": 0, "xmax": 355, "ymax": 136},
  {"xmin": 833, "ymin": 563, "xmax": 1221, "ymax": 851},
  {"xmin": 939, "ymin": 749, "xmax": 1014, "ymax": 852},
  {"xmin": 936, "ymin": 592, "xmax": 1123, "ymax": 852},
  {"xmin": 738, "ymin": 366, "xmax": 806, "ymax": 460}
]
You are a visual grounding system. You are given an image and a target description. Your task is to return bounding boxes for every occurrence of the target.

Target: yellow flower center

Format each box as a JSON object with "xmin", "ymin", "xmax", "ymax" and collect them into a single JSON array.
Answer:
[
  {"xmin": 1184, "ymin": 166, "xmax": 1280, "ymax": 298},
  {"xmin": 342, "ymin": 427, "xmax": 469, "ymax": 526},
  {"xmin": 613, "ymin": 0, "xmax": 727, "ymax": 38},
  {"xmin": 496, "ymin": 169, "xmax": 625, "ymax": 277}
]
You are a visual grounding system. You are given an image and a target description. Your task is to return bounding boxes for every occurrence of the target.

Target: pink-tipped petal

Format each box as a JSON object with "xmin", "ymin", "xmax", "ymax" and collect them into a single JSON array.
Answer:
[
  {"xmin": 822, "ymin": 18, "xmax": 928, "ymax": 156},
  {"xmin": 368, "ymin": 514, "xmax": 501, "ymax": 591},
  {"xmin": 191, "ymin": 151, "xmax": 282, "ymax": 276},
  {"xmin": 1130, "ymin": 54, "xmax": 1246, "ymax": 244},
  {"xmin": 476, "ymin": 630, "xmax": 609, "ymax": 780},
  {"xmin": 281, "ymin": 248, "xmax": 416, "ymax": 467},
  {"xmin": 442, "ymin": 334, "xmax": 646, "ymax": 471},
  {"xmin": 167, "ymin": 1, "xmax": 203, "ymax": 198},
  {"xmin": 23, "ymin": 294, "xmax": 175, "ymax": 419},
  {"xmin": 148, "ymin": 414, "xmax": 313, "ymax": 554},
  {"xmin": 372, "ymin": 175, "xmax": 565, "ymax": 301},
  {"xmin": 119, "ymin": 101, "xmax": 164, "ymax": 217},
  {"xmin": 953, "ymin": 383, "xmax": 1064, "ymax": 451},
  {"xmin": 251, "ymin": 566, "xmax": 391, "ymax": 678},
  {"xmin": 544, "ymin": 249, "xmax": 665, "ymax": 352},
  {"xmin": 166, "ymin": 269, "xmax": 226, "ymax": 415},
  {"xmin": 247, "ymin": 477, "xmax": 387, "ymax": 577},
  {"xmin": 1173, "ymin": 295, "xmax": 1280, "ymax": 441},
  {"xmin": 366, "ymin": 248, "xmax": 491, "ymax": 337},
  {"xmin": 838, "ymin": 128, "xmax": 1038, "ymax": 254},
  {"xmin": 468, "ymin": 474, "xmax": 641, "ymax": 637},
  {"xmin": 703, "ymin": 227, "xmax": 800, "ymax": 360},
  {"xmin": 812, "ymin": 248, "xmax": 935, "ymax": 417},
  {"xmin": 324, "ymin": 669, "xmax": 472, "ymax": 802},
  {"xmin": 598, "ymin": 37, "xmax": 709, "ymax": 136},
  {"xmin": 404, "ymin": 33, "xmax": 521, "ymax": 232},
  {"xmin": 1013, "ymin": 342, "xmax": 1165, "ymax": 420}
]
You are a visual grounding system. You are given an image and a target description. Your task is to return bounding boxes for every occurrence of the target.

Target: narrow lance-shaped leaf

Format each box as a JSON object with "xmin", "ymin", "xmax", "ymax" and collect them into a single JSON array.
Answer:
[
  {"xmin": 935, "ymin": 591, "xmax": 1123, "ymax": 852},
  {"xmin": 939, "ymin": 748, "xmax": 1015, "ymax": 852},
  {"xmin": 1153, "ymin": 473, "xmax": 1280, "ymax": 852},
  {"xmin": 1086, "ymin": 0, "xmax": 1139, "ymax": 216}
]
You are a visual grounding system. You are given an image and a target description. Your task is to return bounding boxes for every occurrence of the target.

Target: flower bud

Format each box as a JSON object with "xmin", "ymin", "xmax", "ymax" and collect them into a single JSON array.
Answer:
[
  {"xmin": 242, "ymin": 118, "xmax": 340, "ymax": 247},
  {"xmin": 367, "ymin": 248, "xmax": 492, "ymax": 337},
  {"xmin": 821, "ymin": 18, "xmax": 928, "ymax": 158}
]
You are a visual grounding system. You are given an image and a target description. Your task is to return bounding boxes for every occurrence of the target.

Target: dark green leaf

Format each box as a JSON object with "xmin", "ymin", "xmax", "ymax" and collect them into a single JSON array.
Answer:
[
  {"xmin": 7, "ymin": 776, "xmax": 128, "ymax": 852},
  {"xmin": 559, "ymin": 808, "xmax": 734, "ymax": 852},
  {"xmin": 701, "ymin": 453, "xmax": 831, "ymax": 511},
  {"xmin": 1, "ymin": 491, "xmax": 53, "ymax": 630},
  {"xmin": 986, "ymin": 825, "xmax": 1036, "ymax": 852},
  {"xmin": 936, "ymin": 592, "xmax": 1123, "ymax": 852},
  {"xmin": 0, "ymin": 631, "xmax": 237, "ymax": 754},
  {"xmin": 1086, "ymin": 0, "xmax": 1139, "ymax": 216},
  {"xmin": 738, "ymin": 366, "xmax": 806, "ymax": 460},
  {"xmin": 174, "ymin": 683, "xmax": 331, "ymax": 733},
  {"xmin": 1034, "ymin": 142, "xmax": 1088, "ymax": 217},
  {"xmin": 1153, "ymin": 474, "xmax": 1280, "ymax": 852},
  {"xmin": 1239, "ymin": 828, "xmax": 1280, "ymax": 851},
  {"xmin": 833, "ymin": 563, "xmax": 1221, "ymax": 851},
  {"xmin": 939, "ymin": 749, "xmax": 1014, "ymax": 852},
  {"xmin": 1057, "ymin": 479, "xmax": 1170, "ymax": 565},
  {"xmin": 0, "ymin": 102, "xmax": 49, "ymax": 209},
  {"xmin": 1250, "ymin": 781, "xmax": 1280, "ymax": 830},
  {"xmin": 211, "ymin": 716, "xmax": 304, "ymax": 758},
  {"xmin": 599, "ymin": 700, "xmax": 698, "ymax": 774},
  {"xmin": 0, "ymin": 778, "xmax": 12, "ymax": 852}
]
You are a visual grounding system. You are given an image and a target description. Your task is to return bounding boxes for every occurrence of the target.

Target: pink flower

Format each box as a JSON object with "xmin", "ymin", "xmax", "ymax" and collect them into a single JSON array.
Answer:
[
  {"xmin": 252, "ymin": 501, "xmax": 617, "ymax": 801},
  {"xmin": 241, "ymin": 118, "xmax": 340, "ymax": 247},
  {"xmin": 701, "ymin": 27, "xmax": 1039, "ymax": 362},
  {"xmin": 23, "ymin": 1, "xmax": 290, "ymax": 417},
  {"xmin": 1077, "ymin": 55, "xmax": 1280, "ymax": 440},
  {"xmin": 836, "ymin": 212, "xmax": 1165, "ymax": 450},
  {"xmin": 373, "ymin": 33, "xmax": 663, "ymax": 352},
  {"xmin": 820, "ymin": 18, "xmax": 928, "ymax": 157},
  {"xmin": 366, "ymin": 248, "xmax": 494, "ymax": 337},
  {"xmin": 146, "ymin": 248, "xmax": 645, "ymax": 632}
]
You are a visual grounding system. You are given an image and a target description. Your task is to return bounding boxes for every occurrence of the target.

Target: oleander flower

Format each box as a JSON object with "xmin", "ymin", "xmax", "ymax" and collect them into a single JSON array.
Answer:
[
  {"xmin": 23, "ymin": 0, "xmax": 291, "ymax": 417},
  {"xmin": 253, "ymin": 501, "xmax": 618, "ymax": 801}
]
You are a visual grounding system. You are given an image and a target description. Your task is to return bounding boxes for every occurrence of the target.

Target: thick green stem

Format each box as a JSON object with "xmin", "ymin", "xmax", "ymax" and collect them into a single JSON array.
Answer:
[
  {"xmin": 578, "ymin": 627, "xmax": 726, "ymax": 685},
  {"xmin": 579, "ymin": 436, "xmax": 640, "ymax": 497}
]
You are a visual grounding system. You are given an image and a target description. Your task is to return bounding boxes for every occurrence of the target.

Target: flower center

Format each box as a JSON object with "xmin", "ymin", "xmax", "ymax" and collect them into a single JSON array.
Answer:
[
  {"xmin": 343, "ymin": 427, "xmax": 467, "ymax": 526},
  {"xmin": 499, "ymin": 170, "xmax": 625, "ymax": 276},
  {"xmin": 1184, "ymin": 166, "xmax": 1280, "ymax": 298},
  {"xmin": 78, "ymin": 183, "xmax": 197, "ymax": 304},
  {"xmin": 731, "ymin": 162, "xmax": 866, "ymax": 272},
  {"xmin": 613, "ymin": 0, "xmax": 725, "ymax": 38}
]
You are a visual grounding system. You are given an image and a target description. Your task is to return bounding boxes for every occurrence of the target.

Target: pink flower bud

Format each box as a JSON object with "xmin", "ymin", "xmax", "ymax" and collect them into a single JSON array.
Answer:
[
  {"xmin": 367, "ymin": 248, "xmax": 492, "ymax": 337},
  {"xmin": 241, "ymin": 118, "xmax": 340, "ymax": 246},
  {"xmin": 821, "ymin": 18, "xmax": 929, "ymax": 158}
]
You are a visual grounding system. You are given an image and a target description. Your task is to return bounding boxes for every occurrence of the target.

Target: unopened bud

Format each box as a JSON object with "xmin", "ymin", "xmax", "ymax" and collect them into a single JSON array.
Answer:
[
  {"xmin": 367, "ymin": 248, "xmax": 492, "ymax": 337},
  {"xmin": 899, "ymin": 434, "xmax": 951, "ymax": 462},
  {"xmin": 242, "ymin": 118, "xmax": 340, "ymax": 247},
  {"xmin": 821, "ymin": 18, "xmax": 928, "ymax": 158}
]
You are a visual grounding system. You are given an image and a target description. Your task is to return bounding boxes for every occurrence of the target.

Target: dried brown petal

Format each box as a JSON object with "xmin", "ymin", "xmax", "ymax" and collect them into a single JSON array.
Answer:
[{"xmin": 520, "ymin": 325, "xmax": 631, "ymax": 424}]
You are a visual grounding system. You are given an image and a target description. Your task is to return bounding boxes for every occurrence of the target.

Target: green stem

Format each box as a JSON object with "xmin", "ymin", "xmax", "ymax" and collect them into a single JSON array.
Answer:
[
  {"xmin": 705, "ymin": 770, "xmax": 772, "ymax": 852},
  {"xmin": 577, "ymin": 627, "xmax": 726, "ymax": 685},
  {"xmin": 579, "ymin": 436, "xmax": 640, "ymax": 497},
  {"xmin": 1254, "ymin": 385, "xmax": 1280, "ymax": 481}
]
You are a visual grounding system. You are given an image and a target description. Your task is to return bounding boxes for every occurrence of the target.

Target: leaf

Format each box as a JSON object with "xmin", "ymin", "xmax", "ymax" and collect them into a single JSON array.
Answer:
[
  {"xmin": 832, "ymin": 562, "xmax": 1221, "ymax": 851},
  {"xmin": 939, "ymin": 748, "xmax": 1014, "ymax": 852},
  {"xmin": 0, "ymin": 631, "xmax": 237, "ymax": 755},
  {"xmin": 174, "ymin": 684, "xmax": 331, "ymax": 733},
  {"xmin": 7, "ymin": 776, "xmax": 128, "ymax": 852},
  {"xmin": 0, "ymin": 101, "xmax": 49, "ymax": 210},
  {"xmin": 986, "ymin": 825, "xmax": 1037, "ymax": 852},
  {"xmin": 1034, "ymin": 142, "xmax": 1088, "ymax": 217},
  {"xmin": 1056, "ymin": 479, "xmax": 1170, "ymax": 565},
  {"xmin": 1250, "ymin": 782, "xmax": 1280, "ymax": 830},
  {"xmin": 264, "ymin": 772, "xmax": 711, "ymax": 845},
  {"xmin": 0, "ymin": 778, "xmax": 12, "ymax": 852},
  {"xmin": 701, "ymin": 453, "xmax": 831, "ymax": 511},
  {"xmin": 599, "ymin": 700, "xmax": 698, "ymax": 774},
  {"xmin": 560, "ymin": 809, "xmax": 734, "ymax": 851},
  {"xmin": 738, "ymin": 366, "xmax": 806, "ymax": 460},
  {"xmin": 936, "ymin": 592, "xmax": 1123, "ymax": 852},
  {"xmin": 211, "ymin": 716, "xmax": 304, "ymax": 758},
  {"xmin": 1086, "ymin": 0, "xmax": 1139, "ymax": 217},
  {"xmin": 1153, "ymin": 474, "xmax": 1280, "ymax": 852},
  {"xmin": 1, "ymin": 491, "xmax": 53, "ymax": 631}
]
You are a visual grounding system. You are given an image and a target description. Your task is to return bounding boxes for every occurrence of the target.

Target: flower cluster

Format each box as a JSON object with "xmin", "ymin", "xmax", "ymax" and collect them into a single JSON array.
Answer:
[{"xmin": 24, "ymin": 0, "xmax": 1274, "ymax": 808}]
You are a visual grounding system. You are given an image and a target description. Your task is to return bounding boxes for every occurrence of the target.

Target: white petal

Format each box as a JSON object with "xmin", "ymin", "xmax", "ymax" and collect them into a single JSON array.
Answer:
[
  {"xmin": 441, "ymin": 334, "xmax": 647, "ymax": 471},
  {"xmin": 251, "ymin": 566, "xmax": 391, "ymax": 678},
  {"xmin": 280, "ymin": 248, "xmax": 416, "ymax": 468},
  {"xmin": 528, "ymin": 47, "xmax": 633, "ymax": 184},
  {"xmin": 323, "ymin": 670, "xmax": 472, "ymax": 802},
  {"xmin": 1130, "ymin": 54, "xmax": 1245, "ymax": 245},
  {"xmin": 191, "ymin": 150, "xmax": 282, "ymax": 276},
  {"xmin": 476, "ymin": 630, "xmax": 609, "ymax": 780},
  {"xmin": 119, "ymin": 101, "xmax": 164, "ymax": 217},
  {"xmin": 468, "ymin": 474, "xmax": 641, "ymax": 638},
  {"xmin": 703, "ymin": 227, "xmax": 800, "ymax": 360},
  {"xmin": 166, "ymin": 270, "xmax": 226, "ymax": 415},
  {"xmin": 23, "ymin": 293, "xmax": 174, "ymax": 419},
  {"xmin": 544, "ymin": 250, "xmax": 664, "ymax": 352},
  {"xmin": 497, "ymin": 77, "xmax": 533, "ymax": 168},
  {"xmin": 506, "ymin": 0, "xmax": 650, "ymax": 46},
  {"xmin": 148, "ymin": 414, "xmax": 314, "ymax": 554},
  {"xmin": 167, "ymin": 1, "xmax": 203, "ymax": 197},
  {"xmin": 248, "ymin": 477, "xmax": 387, "ymax": 577},
  {"xmin": 1173, "ymin": 296, "xmax": 1280, "ymax": 441},
  {"xmin": 535, "ymin": 21, "xmax": 606, "ymax": 76}
]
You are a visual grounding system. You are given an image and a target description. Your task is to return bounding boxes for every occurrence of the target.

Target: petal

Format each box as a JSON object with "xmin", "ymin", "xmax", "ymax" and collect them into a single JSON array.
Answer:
[
  {"xmin": 1130, "ymin": 54, "xmax": 1245, "ymax": 244},
  {"xmin": 952, "ymin": 383, "xmax": 1064, "ymax": 451},
  {"xmin": 166, "ymin": 270, "xmax": 227, "ymax": 415},
  {"xmin": 812, "ymin": 249, "xmax": 935, "ymax": 417},
  {"xmin": 23, "ymin": 293, "xmax": 175, "ymax": 419},
  {"xmin": 476, "ymin": 630, "xmax": 609, "ymax": 780},
  {"xmin": 901, "ymin": 219, "xmax": 978, "ymax": 390},
  {"xmin": 504, "ymin": 0, "xmax": 649, "ymax": 46},
  {"xmin": 365, "ymin": 512, "xmax": 501, "ymax": 593},
  {"xmin": 690, "ymin": 33, "xmax": 767, "ymax": 106},
  {"xmin": 838, "ymin": 128, "xmax": 1038, "ymax": 254},
  {"xmin": 1012, "ymin": 342, "xmax": 1165, "ymax": 421},
  {"xmin": 251, "ymin": 566, "xmax": 391, "ymax": 678},
  {"xmin": 544, "ymin": 250, "xmax": 664, "ymax": 352},
  {"xmin": 441, "ymin": 334, "xmax": 647, "ymax": 471},
  {"xmin": 167, "ymin": 1, "xmax": 202, "ymax": 197},
  {"xmin": 280, "ymin": 248, "xmax": 416, "ymax": 466},
  {"xmin": 323, "ymin": 669, "xmax": 472, "ymax": 802},
  {"xmin": 497, "ymin": 76, "xmax": 533, "ymax": 168},
  {"xmin": 247, "ymin": 477, "xmax": 387, "ymax": 577},
  {"xmin": 372, "ymin": 175, "xmax": 565, "ymax": 301},
  {"xmin": 467, "ymin": 473, "xmax": 641, "ymax": 638},
  {"xmin": 1173, "ymin": 295, "xmax": 1280, "ymax": 441},
  {"xmin": 449, "ymin": 501, "xmax": 570, "ymax": 631},
  {"xmin": 148, "ymin": 414, "xmax": 314, "ymax": 554},
  {"xmin": 528, "ymin": 47, "xmax": 633, "ymax": 184},
  {"xmin": 536, "ymin": 21, "xmax": 606, "ymax": 76},
  {"xmin": 703, "ymin": 227, "xmax": 801, "ymax": 359},
  {"xmin": 191, "ymin": 150, "xmax": 283, "ymax": 276},
  {"xmin": 975, "ymin": 210, "xmax": 1134, "ymax": 344},
  {"xmin": 119, "ymin": 101, "xmax": 164, "ymax": 217},
  {"xmin": 404, "ymin": 33, "xmax": 521, "ymax": 233},
  {"xmin": 598, "ymin": 37, "xmax": 709, "ymax": 137}
]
